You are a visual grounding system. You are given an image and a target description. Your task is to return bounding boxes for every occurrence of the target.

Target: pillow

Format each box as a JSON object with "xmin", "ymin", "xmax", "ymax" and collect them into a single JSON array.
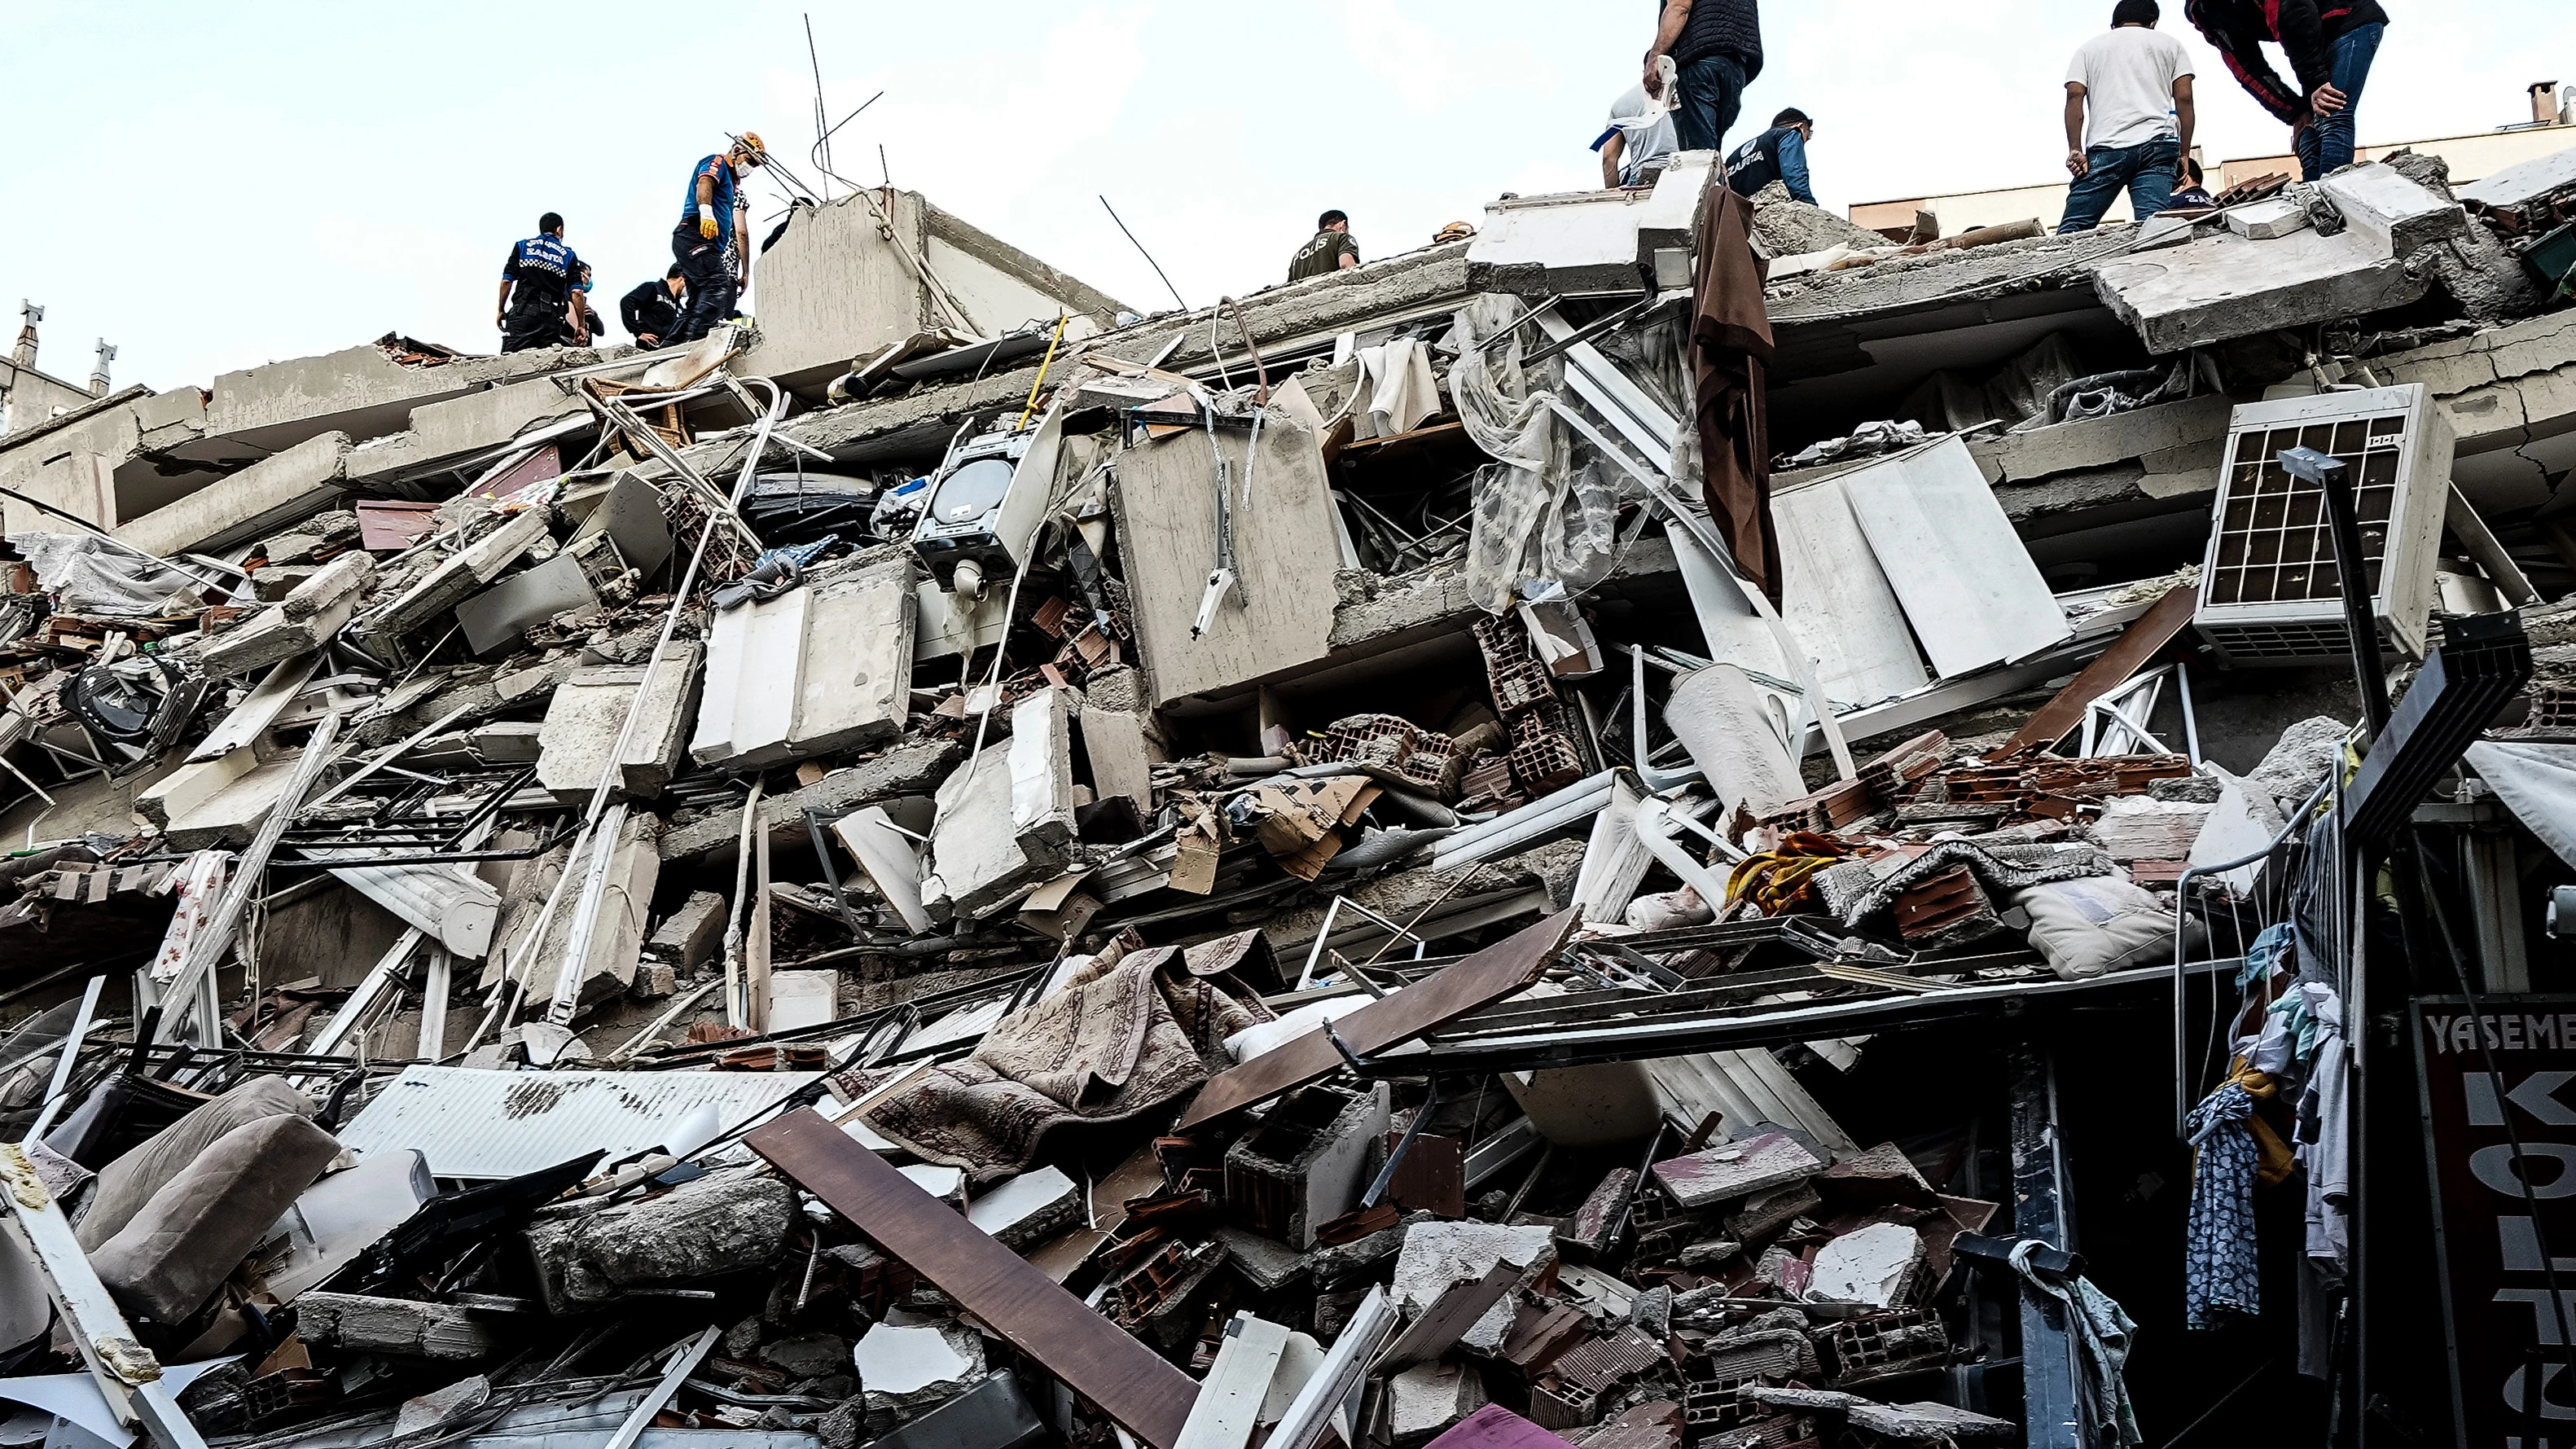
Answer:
[{"xmin": 2011, "ymin": 876, "xmax": 2205, "ymax": 981}]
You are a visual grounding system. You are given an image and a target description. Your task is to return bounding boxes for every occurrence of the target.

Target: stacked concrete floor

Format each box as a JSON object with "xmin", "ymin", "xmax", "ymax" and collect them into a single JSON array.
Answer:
[{"xmin": 0, "ymin": 144, "xmax": 2573, "ymax": 1449}]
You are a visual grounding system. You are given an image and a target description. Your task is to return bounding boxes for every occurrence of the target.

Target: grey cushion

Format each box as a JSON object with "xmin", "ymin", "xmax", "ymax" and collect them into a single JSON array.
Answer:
[
  {"xmin": 77, "ymin": 1076, "xmax": 314, "ymax": 1250},
  {"xmin": 90, "ymin": 1112, "xmax": 342, "ymax": 1324}
]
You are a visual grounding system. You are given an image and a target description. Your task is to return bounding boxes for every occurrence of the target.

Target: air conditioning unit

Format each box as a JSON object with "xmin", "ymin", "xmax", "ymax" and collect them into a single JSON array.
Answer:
[{"xmin": 2193, "ymin": 384, "xmax": 2453, "ymax": 667}]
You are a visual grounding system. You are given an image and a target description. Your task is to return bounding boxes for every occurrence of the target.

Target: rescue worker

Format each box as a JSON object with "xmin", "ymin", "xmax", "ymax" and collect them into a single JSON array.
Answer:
[
  {"xmin": 496, "ymin": 213, "xmax": 585, "ymax": 353},
  {"xmin": 1725, "ymin": 109, "xmax": 1819, "ymax": 205},
  {"xmin": 623, "ymin": 266, "xmax": 687, "ymax": 349},
  {"xmin": 669, "ymin": 134, "xmax": 767, "ymax": 346}
]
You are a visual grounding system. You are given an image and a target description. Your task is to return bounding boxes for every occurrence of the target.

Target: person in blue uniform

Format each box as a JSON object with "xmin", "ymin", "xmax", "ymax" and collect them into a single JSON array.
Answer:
[
  {"xmin": 497, "ymin": 213, "xmax": 585, "ymax": 354},
  {"xmin": 669, "ymin": 134, "xmax": 768, "ymax": 345}
]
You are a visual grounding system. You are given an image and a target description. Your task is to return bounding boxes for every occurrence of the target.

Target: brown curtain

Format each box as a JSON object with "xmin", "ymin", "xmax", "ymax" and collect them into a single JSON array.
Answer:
[{"xmin": 1690, "ymin": 187, "xmax": 1780, "ymax": 606}]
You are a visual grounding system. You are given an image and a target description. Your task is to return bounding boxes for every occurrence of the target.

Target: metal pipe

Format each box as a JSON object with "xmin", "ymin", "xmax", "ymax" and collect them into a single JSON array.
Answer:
[
  {"xmin": 156, "ymin": 712, "xmax": 344, "ymax": 1045},
  {"xmin": 22, "ymin": 973, "xmax": 106, "ymax": 1142},
  {"xmin": 2290, "ymin": 446, "xmax": 2392, "ymax": 739}
]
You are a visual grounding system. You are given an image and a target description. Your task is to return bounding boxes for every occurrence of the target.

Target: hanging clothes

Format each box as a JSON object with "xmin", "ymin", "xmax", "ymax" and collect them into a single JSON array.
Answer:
[
  {"xmin": 1354, "ymin": 338, "xmax": 1442, "ymax": 441},
  {"xmin": 2184, "ymin": 1062, "xmax": 2289, "ymax": 1330},
  {"xmin": 2010, "ymin": 1240, "xmax": 2145, "ymax": 1448},
  {"xmin": 2282, "ymin": 983, "xmax": 2353, "ymax": 1379},
  {"xmin": 2237, "ymin": 921, "xmax": 2295, "ymax": 990},
  {"xmin": 1688, "ymin": 187, "xmax": 1782, "ymax": 606}
]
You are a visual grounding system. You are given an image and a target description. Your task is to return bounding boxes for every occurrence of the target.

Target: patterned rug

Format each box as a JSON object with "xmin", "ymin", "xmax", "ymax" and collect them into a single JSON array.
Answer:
[{"xmin": 860, "ymin": 946, "xmax": 1258, "ymax": 1183}]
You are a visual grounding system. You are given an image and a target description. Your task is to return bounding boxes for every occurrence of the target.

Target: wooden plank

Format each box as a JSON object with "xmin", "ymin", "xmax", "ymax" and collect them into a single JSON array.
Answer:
[
  {"xmin": 1178, "ymin": 911, "xmax": 1576, "ymax": 1131},
  {"xmin": 1337, "ymin": 420, "xmax": 1467, "ymax": 457},
  {"xmin": 1996, "ymin": 584, "xmax": 2201, "ymax": 758},
  {"xmin": 745, "ymin": 1108, "xmax": 1200, "ymax": 1449},
  {"xmin": 1838, "ymin": 438, "xmax": 2072, "ymax": 678}
]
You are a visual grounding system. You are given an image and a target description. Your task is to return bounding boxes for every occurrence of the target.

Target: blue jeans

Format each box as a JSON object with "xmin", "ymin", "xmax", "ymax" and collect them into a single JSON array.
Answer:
[
  {"xmin": 1672, "ymin": 53, "xmax": 1745, "ymax": 154},
  {"xmin": 2057, "ymin": 137, "xmax": 2183, "ymax": 234},
  {"xmin": 2294, "ymin": 22, "xmax": 2385, "ymax": 181}
]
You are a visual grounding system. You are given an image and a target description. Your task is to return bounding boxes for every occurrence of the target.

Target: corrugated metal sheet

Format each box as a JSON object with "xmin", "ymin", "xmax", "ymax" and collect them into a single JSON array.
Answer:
[{"xmin": 337, "ymin": 1065, "xmax": 819, "ymax": 1179}]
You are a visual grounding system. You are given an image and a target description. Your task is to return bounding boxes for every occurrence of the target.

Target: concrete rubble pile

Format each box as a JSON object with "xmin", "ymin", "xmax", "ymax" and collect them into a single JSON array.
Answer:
[{"xmin": 0, "ymin": 139, "xmax": 2572, "ymax": 1449}]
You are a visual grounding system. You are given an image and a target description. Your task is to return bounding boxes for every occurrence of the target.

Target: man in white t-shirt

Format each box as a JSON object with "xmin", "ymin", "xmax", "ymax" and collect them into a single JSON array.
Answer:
[
  {"xmin": 2057, "ymin": 0, "xmax": 2198, "ymax": 233},
  {"xmin": 1597, "ymin": 86, "xmax": 1681, "ymax": 189}
]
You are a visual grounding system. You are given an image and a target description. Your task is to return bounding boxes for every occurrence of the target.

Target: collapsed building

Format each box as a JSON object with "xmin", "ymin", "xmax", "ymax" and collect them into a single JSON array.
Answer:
[{"xmin": 0, "ymin": 134, "xmax": 2573, "ymax": 1449}]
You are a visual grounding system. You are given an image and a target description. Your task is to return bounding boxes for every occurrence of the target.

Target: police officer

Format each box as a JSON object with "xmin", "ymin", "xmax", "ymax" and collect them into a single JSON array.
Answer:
[
  {"xmin": 669, "ymin": 134, "xmax": 767, "ymax": 346},
  {"xmin": 497, "ymin": 213, "xmax": 586, "ymax": 353}
]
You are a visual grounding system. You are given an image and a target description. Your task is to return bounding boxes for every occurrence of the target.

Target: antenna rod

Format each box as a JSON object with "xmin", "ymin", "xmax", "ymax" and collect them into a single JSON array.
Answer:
[{"xmin": 1099, "ymin": 195, "xmax": 1187, "ymax": 313}]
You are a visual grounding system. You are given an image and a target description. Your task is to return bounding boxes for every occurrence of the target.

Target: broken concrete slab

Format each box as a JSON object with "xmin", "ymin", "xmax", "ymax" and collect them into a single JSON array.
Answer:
[
  {"xmin": 351, "ymin": 507, "xmax": 551, "ymax": 655},
  {"xmin": 1112, "ymin": 411, "xmax": 1341, "ymax": 712},
  {"xmin": 455, "ymin": 553, "xmax": 599, "ymax": 658},
  {"xmin": 1215, "ymin": 1225, "xmax": 1309, "ymax": 1293},
  {"xmin": 2224, "ymin": 198, "xmax": 2311, "ymax": 241},
  {"xmin": 469, "ymin": 720, "xmax": 545, "ymax": 762},
  {"xmin": 1742, "ymin": 1390, "xmax": 2016, "ymax": 1442},
  {"xmin": 1967, "ymin": 397, "xmax": 2234, "ymax": 486},
  {"xmin": 1650, "ymin": 1133, "xmax": 1825, "ymax": 1210},
  {"xmin": 116, "ymin": 431, "xmax": 354, "ymax": 560},
  {"xmin": 1807, "ymin": 1223, "xmax": 1926, "ymax": 1309},
  {"xmin": 691, "ymin": 554, "xmax": 918, "ymax": 770},
  {"xmin": 261, "ymin": 509, "xmax": 362, "ymax": 566},
  {"xmin": 296, "ymin": 1292, "xmax": 502, "ymax": 1360},
  {"xmin": 200, "ymin": 593, "xmax": 358, "ymax": 681},
  {"xmin": 920, "ymin": 690, "xmax": 1076, "ymax": 922},
  {"xmin": 2462, "ymin": 140, "xmax": 2576, "ymax": 211},
  {"xmin": 854, "ymin": 1320, "xmax": 987, "ymax": 1433},
  {"xmin": 1391, "ymin": 1221, "xmax": 1558, "ymax": 1356},
  {"xmin": 536, "ymin": 644, "xmax": 704, "ymax": 802},
  {"xmin": 1386, "ymin": 1359, "xmax": 1489, "ymax": 1449},
  {"xmin": 523, "ymin": 1169, "xmax": 793, "ymax": 1311},
  {"xmin": 341, "ymin": 375, "xmax": 594, "ymax": 485},
  {"xmin": 1467, "ymin": 154, "xmax": 1718, "ymax": 295},
  {"xmin": 509, "ymin": 810, "xmax": 661, "ymax": 1011},
  {"xmin": 2315, "ymin": 162, "xmax": 2469, "ymax": 255},
  {"xmin": 200, "ymin": 551, "xmax": 375, "ymax": 679},
  {"xmin": 2090, "ymin": 226, "xmax": 2428, "ymax": 354},
  {"xmin": 1080, "ymin": 694, "xmax": 1156, "ymax": 814},
  {"xmin": 963, "ymin": 1166, "xmax": 1082, "ymax": 1251},
  {"xmin": 645, "ymin": 890, "xmax": 726, "ymax": 972},
  {"xmin": 658, "ymin": 737, "xmax": 963, "ymax": 863},
  {"xmin": 148, "ymin": 753, "xmax": 305, "ymax": 850}
]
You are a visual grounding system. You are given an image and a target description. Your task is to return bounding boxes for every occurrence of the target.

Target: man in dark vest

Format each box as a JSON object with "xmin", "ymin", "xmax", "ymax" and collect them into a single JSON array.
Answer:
[
  {"xmin": 1725, "ymin": 109, "xmax": 1818, "ymax": 205},
  {"xmin": 495, "ymin": 214, "xmax": 585, "ymax": 354},
  {"xmin": 1641, "ymin": 0, "xmax": 1764, "ymax": 156}
]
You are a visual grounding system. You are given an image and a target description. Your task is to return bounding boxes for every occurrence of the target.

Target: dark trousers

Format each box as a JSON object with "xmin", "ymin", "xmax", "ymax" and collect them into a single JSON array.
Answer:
[
  {"xmin": 2293, "ymin": 22, "xmax": 2385, "ymax": 182},
  {"xmin": 2057, "ymin": 136, "xmax": 2183, "ymax": 234},
  {"xmin": 502, "ymin": 293, "xmax": 565, "ymax": 353},
  {"xmin": 669, "ymin": 227, "xmax": 739, "ymax": 345},
  {"xmin": 1671, "ymin": 53, "xmax": 1746, "ymax": 155}
]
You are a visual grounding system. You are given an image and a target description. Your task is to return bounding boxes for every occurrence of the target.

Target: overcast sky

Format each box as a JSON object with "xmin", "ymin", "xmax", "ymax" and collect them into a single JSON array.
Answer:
[{"xmin": 9, "ymin": 1, "xmax": 2570, "ymax": 395}]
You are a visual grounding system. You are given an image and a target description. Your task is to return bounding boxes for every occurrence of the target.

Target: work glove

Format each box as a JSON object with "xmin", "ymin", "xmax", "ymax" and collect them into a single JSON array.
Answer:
[{"xmin": 699, "ymin": 213, "xmax": 721, "ymax": 241}]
